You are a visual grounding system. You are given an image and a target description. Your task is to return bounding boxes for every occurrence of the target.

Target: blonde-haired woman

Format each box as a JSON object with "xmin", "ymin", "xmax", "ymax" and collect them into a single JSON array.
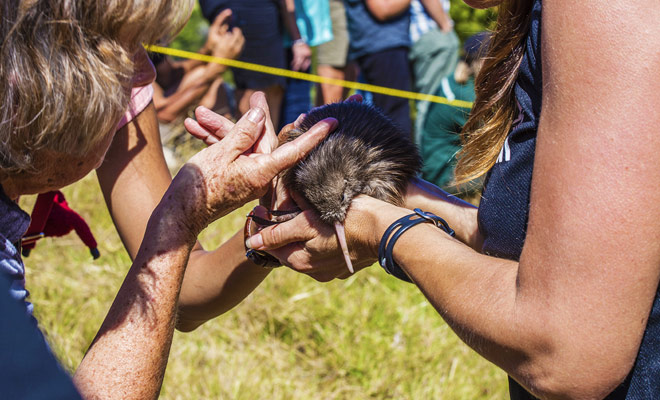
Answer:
[
  {"xmin": 0, "ymin": 1, "xmax": 334, "ymax": 398},
  {"xmin": 246, "ymin": 0, "xmax": 660, "ymax": 397}
]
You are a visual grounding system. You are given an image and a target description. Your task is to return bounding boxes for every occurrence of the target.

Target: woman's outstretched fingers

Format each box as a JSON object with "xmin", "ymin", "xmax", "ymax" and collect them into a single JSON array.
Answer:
[
  {"xmin": 184, "ymin": 117, "xmax": 220, "ymax": 145},
  {"xmin": 248, "ymin": 91, "xmax": 277, "ymax": 153},
  {"xmin": 222, "ymin": 107, "xmax": 267, "ymax": 159},
  {"xmin": 195, "ymin": 106, "xmax": 234, "ymax": 136}
]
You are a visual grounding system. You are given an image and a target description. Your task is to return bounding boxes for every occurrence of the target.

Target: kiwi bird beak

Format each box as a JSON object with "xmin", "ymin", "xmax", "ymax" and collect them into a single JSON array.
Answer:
[{"xmin": 334, "ymin": 222, "xmax": 354, "ymax": 274}]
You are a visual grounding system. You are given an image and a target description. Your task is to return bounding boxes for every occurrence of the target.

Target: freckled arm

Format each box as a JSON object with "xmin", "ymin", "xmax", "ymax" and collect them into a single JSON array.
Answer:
[{"xmin": 73, "ymin": 185, "xmax": 196, "ymax": 400}]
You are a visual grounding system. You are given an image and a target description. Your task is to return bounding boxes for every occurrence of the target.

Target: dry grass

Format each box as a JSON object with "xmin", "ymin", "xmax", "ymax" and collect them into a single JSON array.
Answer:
[{"xmin": 20, "ymin": 145, "xmax": 506, "ymax": 399}]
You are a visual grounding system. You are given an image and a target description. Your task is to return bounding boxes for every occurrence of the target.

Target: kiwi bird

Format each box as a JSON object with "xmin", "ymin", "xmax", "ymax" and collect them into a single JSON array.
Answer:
[{"xmin": 280, "ymin": 101, "xmax": 422, "ymax": 273}]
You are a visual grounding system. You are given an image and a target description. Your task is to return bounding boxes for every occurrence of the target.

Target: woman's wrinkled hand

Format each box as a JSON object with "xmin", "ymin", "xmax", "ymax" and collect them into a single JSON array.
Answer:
[
  {"xmin": 169, "ymin": 104, "xmax": 336, "ymax": 238},
  {"xmin": 186, "ymin": 91, "xmax": 277, "ymax": 152},
  {"xmin": 245, "ymin": 195, "xmax": 393, "ymax": 282}
]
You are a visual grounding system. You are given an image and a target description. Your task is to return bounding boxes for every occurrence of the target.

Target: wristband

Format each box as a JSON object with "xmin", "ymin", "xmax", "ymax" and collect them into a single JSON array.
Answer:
[
  {"xmin": 292, "ymin": 38, "xmax": 307, "ymax": 47},
  {"xmin": 378, "ymin": 208, "xmax": 455, "ymax": 283}
]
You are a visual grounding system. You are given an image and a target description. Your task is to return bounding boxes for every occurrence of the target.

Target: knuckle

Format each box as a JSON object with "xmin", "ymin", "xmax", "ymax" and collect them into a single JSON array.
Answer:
[
  {"xmin": 284, "ymin": 246, "xmax": 311, "ymax": 270},
  {"xmin": 264, "ymin": 224, "xmax": 284, "ymax": 247}
]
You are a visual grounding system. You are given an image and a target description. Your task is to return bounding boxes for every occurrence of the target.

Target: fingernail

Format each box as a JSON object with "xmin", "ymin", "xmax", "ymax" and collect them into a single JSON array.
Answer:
[
  {"xmin": 245, "ymin": 233, "xmax": 263, "ymax": 250},
  {"xmin": 294, "ymin": 113, "xmax": 306, "ymax": 126},
  {"xmin": 322, "ymin": 117, "xmax": 338, "ymax": 130},
  {"xmin": 247, "ymin": 107, "xmax": 265, "ymax": 123}
]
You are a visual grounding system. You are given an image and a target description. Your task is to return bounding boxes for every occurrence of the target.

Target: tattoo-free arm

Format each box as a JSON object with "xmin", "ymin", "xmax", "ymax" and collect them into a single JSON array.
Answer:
[
  {"xmin": 76, "ymin": 105, "xmax": 332, "ymax": 398},
  {"xmin": 345, "ymin": 1, "xmax": 660, "ymax": 397},
  {"xmin": 403, "ymin": 177, "xmax": 482, "ymax": 250},
  {"xmin": 96, "ymin": 104, "xmax": 269, "ymax": 331},
  {"xmin": 73, "ymin": 194, "xmax": 196, "ymax": 399},
  {"xmin": 419, "ymin": 0, "xmax": 453, "ymax": 31},
  {"xmin": 278, "ymin": 0, "xmax": 312, "ymax": 71},
  {"xmin": 364, "ymin": 0, "xmax": 411, "ymax": 21}
]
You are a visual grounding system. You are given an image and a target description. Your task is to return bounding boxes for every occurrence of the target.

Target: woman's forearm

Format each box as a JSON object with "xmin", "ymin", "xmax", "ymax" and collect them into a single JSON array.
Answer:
[
  {"xmin": 177, "ymin": 230, "xmax": 271, "ymax": 331},
  {"xmin": 73, "ymin": 193, "xmax": 196, "ymax": 399},
  {"xmin": 350, "ymin": 197, "xmax": 643, "ymax": 398},
  {"xmin": 404, "ymin": 178, "xmax": 482, "ymax": 250}
]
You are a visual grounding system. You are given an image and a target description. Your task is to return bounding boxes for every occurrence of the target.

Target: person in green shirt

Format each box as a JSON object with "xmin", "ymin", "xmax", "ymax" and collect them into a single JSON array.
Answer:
[{"xmin": 418, "ymin": 32, "xmax": 489, "ymax": 195}]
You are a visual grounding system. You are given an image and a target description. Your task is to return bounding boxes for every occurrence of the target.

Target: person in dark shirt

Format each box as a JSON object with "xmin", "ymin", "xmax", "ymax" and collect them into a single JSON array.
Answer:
[
  {"xmin": 198, "ymin": 0, "xmax": 288, "ymax": 128},
  {"xmin": 343, "ymin": 0, "xmax": 413, "ymax": 134},
  {"xmin": 243, "ymin": 0, "xmax": 660, "ymax": 397}
]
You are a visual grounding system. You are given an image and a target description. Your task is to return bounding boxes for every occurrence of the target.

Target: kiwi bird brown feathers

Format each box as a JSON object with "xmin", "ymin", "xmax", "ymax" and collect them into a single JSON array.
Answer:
[{"xmin": 279, "ymin": 102, "xmax": 422, "ymax": 273}]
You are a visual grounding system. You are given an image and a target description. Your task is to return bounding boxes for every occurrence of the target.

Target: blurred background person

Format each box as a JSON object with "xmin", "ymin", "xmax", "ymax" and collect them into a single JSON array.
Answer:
[
  {"xmin": 151, "ymin": 9, "xmax": 244, "ymax": 145},
  {"xmin": 316, "ymin": 0, "xmax": 357, "ymax": 106},
  {"xmin": 199, "ymin": 0, "xmax": 287, "ymax": 128},
  {"xmin": 417, "ymin": 32, "xmax": 489, "ymax": 195},
  {"xmin": 344, "ymin": 0, "xmax": 412, "ymax": 135},
  {"xmin": 408, "ymin": 0, "xmax": 459, "ymax": 145},
  {"xmin": 279, "ymin": 0, "xmax": 333, "ymax": 129}
]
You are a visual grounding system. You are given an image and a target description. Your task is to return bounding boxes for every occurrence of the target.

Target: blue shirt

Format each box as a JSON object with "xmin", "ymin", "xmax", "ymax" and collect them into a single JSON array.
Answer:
[
  {"xmin": 0, "ymin": 185, "xmax": 34, "ymax": 317},
  {"xmin": 0, "ymin": 187, "xmax": 80, "ymax": 397},
  {"xmin": 478, "ymin": 0, "xmax": 660, "ymax": 397},
  {"xmin": 343, "ymin": 0, "xmax": 411, "ymax": 60},
  {"xmin": 409, "ymin": 0, "xmax": 451, "ymax": 43},
  {"xmin": 0, "ymin": 272, "xmax": 81, "ymax": 399},
  {"xmin": 283, "ymin": 0, "xmax": 333, "ymax": 47}
]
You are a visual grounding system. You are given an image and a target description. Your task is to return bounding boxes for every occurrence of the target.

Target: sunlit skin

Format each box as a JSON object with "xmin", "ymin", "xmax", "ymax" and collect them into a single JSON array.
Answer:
[
  {"xmin": 0, "ymin": 48, "xmax": 156, "ymax": 200},
  {"xmin": 462, "ymin": 0, "xmax": 503, "ymax": 9},
  {"xmin": 2, "ymin": 25, "xmax": 335, "ymax": 397},
  {"xmin": 237, "ymin": 0, "xmax": 660, "ymax": 397}
]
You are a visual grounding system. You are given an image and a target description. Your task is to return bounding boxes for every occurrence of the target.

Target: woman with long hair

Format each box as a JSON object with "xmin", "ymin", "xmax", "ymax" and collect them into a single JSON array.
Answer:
[{"xmin": 243, "ymin": 0, "xmax": 660, "ymax": 397}]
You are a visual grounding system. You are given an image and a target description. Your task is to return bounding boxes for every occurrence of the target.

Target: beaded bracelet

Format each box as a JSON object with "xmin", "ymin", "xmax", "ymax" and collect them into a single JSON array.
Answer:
[{"xmin": 378, "ymin": 208, "xmax": 455, "ymax": 283}]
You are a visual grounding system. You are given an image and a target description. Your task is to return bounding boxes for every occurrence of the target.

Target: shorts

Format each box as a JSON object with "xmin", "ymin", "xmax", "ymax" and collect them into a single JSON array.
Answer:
[{"xmin": 316, "ymin": 0, "xmax": 350, "ymax": 68}]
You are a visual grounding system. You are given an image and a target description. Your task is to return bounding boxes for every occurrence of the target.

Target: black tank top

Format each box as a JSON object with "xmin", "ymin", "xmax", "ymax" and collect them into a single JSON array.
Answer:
[{"xmin": 477, "ymin": 0, "xmax": 660, "ymax": 397}]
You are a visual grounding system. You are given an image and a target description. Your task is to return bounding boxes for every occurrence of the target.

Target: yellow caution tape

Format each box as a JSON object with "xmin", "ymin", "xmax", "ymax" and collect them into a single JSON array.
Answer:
[{"xmin": 146, "ymin": 45, "xmax": 473, "ymax": 109}]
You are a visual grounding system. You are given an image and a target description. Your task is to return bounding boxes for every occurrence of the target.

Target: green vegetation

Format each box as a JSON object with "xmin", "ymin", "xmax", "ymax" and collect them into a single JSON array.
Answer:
[
  {"xmin": 171, "ymin": 3, "xmax": 208, "ymax": 54},
  {"xmin": 22, "ymin": 165, "xmax": 506, "ymax": 399},
  {"xmin": 450, "ymin": 0, "xmax": 498, "ymax": 44}
]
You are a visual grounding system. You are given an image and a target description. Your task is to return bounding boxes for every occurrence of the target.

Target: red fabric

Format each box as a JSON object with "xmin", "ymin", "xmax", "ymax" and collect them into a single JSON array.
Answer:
[
  {"xmin": 43, "ymin": 191, "xmax": 98, "ymax": 249},
  {"xmin": 23, "ymin": 190, "xmax": 97, "ymax": 250},
  {"xmin": 22, "ymin": 192, "xmax": 56, "ymax": 250}
]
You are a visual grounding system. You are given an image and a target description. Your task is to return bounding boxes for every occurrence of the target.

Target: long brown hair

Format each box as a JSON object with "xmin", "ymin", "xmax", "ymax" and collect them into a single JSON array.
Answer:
[{"xmin": 455, "ymin": 0, "xmax": 534, "ymax": 185}]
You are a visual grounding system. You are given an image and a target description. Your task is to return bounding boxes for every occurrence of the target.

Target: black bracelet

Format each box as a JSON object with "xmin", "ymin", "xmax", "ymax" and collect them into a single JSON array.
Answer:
[{"xmin": 378, "ymin": 208, "xmax": 455, "ymax": 283}]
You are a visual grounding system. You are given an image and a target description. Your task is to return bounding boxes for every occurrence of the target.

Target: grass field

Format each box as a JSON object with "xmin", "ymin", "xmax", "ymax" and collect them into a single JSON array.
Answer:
[{"xmin": 20, "ymin": 144, "xmax": 507, "ymax": 399}]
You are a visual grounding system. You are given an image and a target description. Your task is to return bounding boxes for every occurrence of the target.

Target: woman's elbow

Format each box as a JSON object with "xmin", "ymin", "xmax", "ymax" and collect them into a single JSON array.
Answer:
[
  {"xmin": 176, "ymin": 315, "xmax": 205, "ymax": 332},
  {"xmin": 517, "ymin": 346, "xmax": 634, "ymax": 399}
]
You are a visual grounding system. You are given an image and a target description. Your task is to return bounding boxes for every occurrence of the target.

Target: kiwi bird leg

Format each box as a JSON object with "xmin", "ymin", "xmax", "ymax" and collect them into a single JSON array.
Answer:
[{"xmin": 334, "ymin": 222, "xmax": 354, "ymax": 273}]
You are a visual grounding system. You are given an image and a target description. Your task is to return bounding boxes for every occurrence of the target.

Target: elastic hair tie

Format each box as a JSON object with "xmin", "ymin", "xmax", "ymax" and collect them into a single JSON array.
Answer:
[{"xmin": 378, "ymin": 208, "xmax": 455, "ymax": 283}]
